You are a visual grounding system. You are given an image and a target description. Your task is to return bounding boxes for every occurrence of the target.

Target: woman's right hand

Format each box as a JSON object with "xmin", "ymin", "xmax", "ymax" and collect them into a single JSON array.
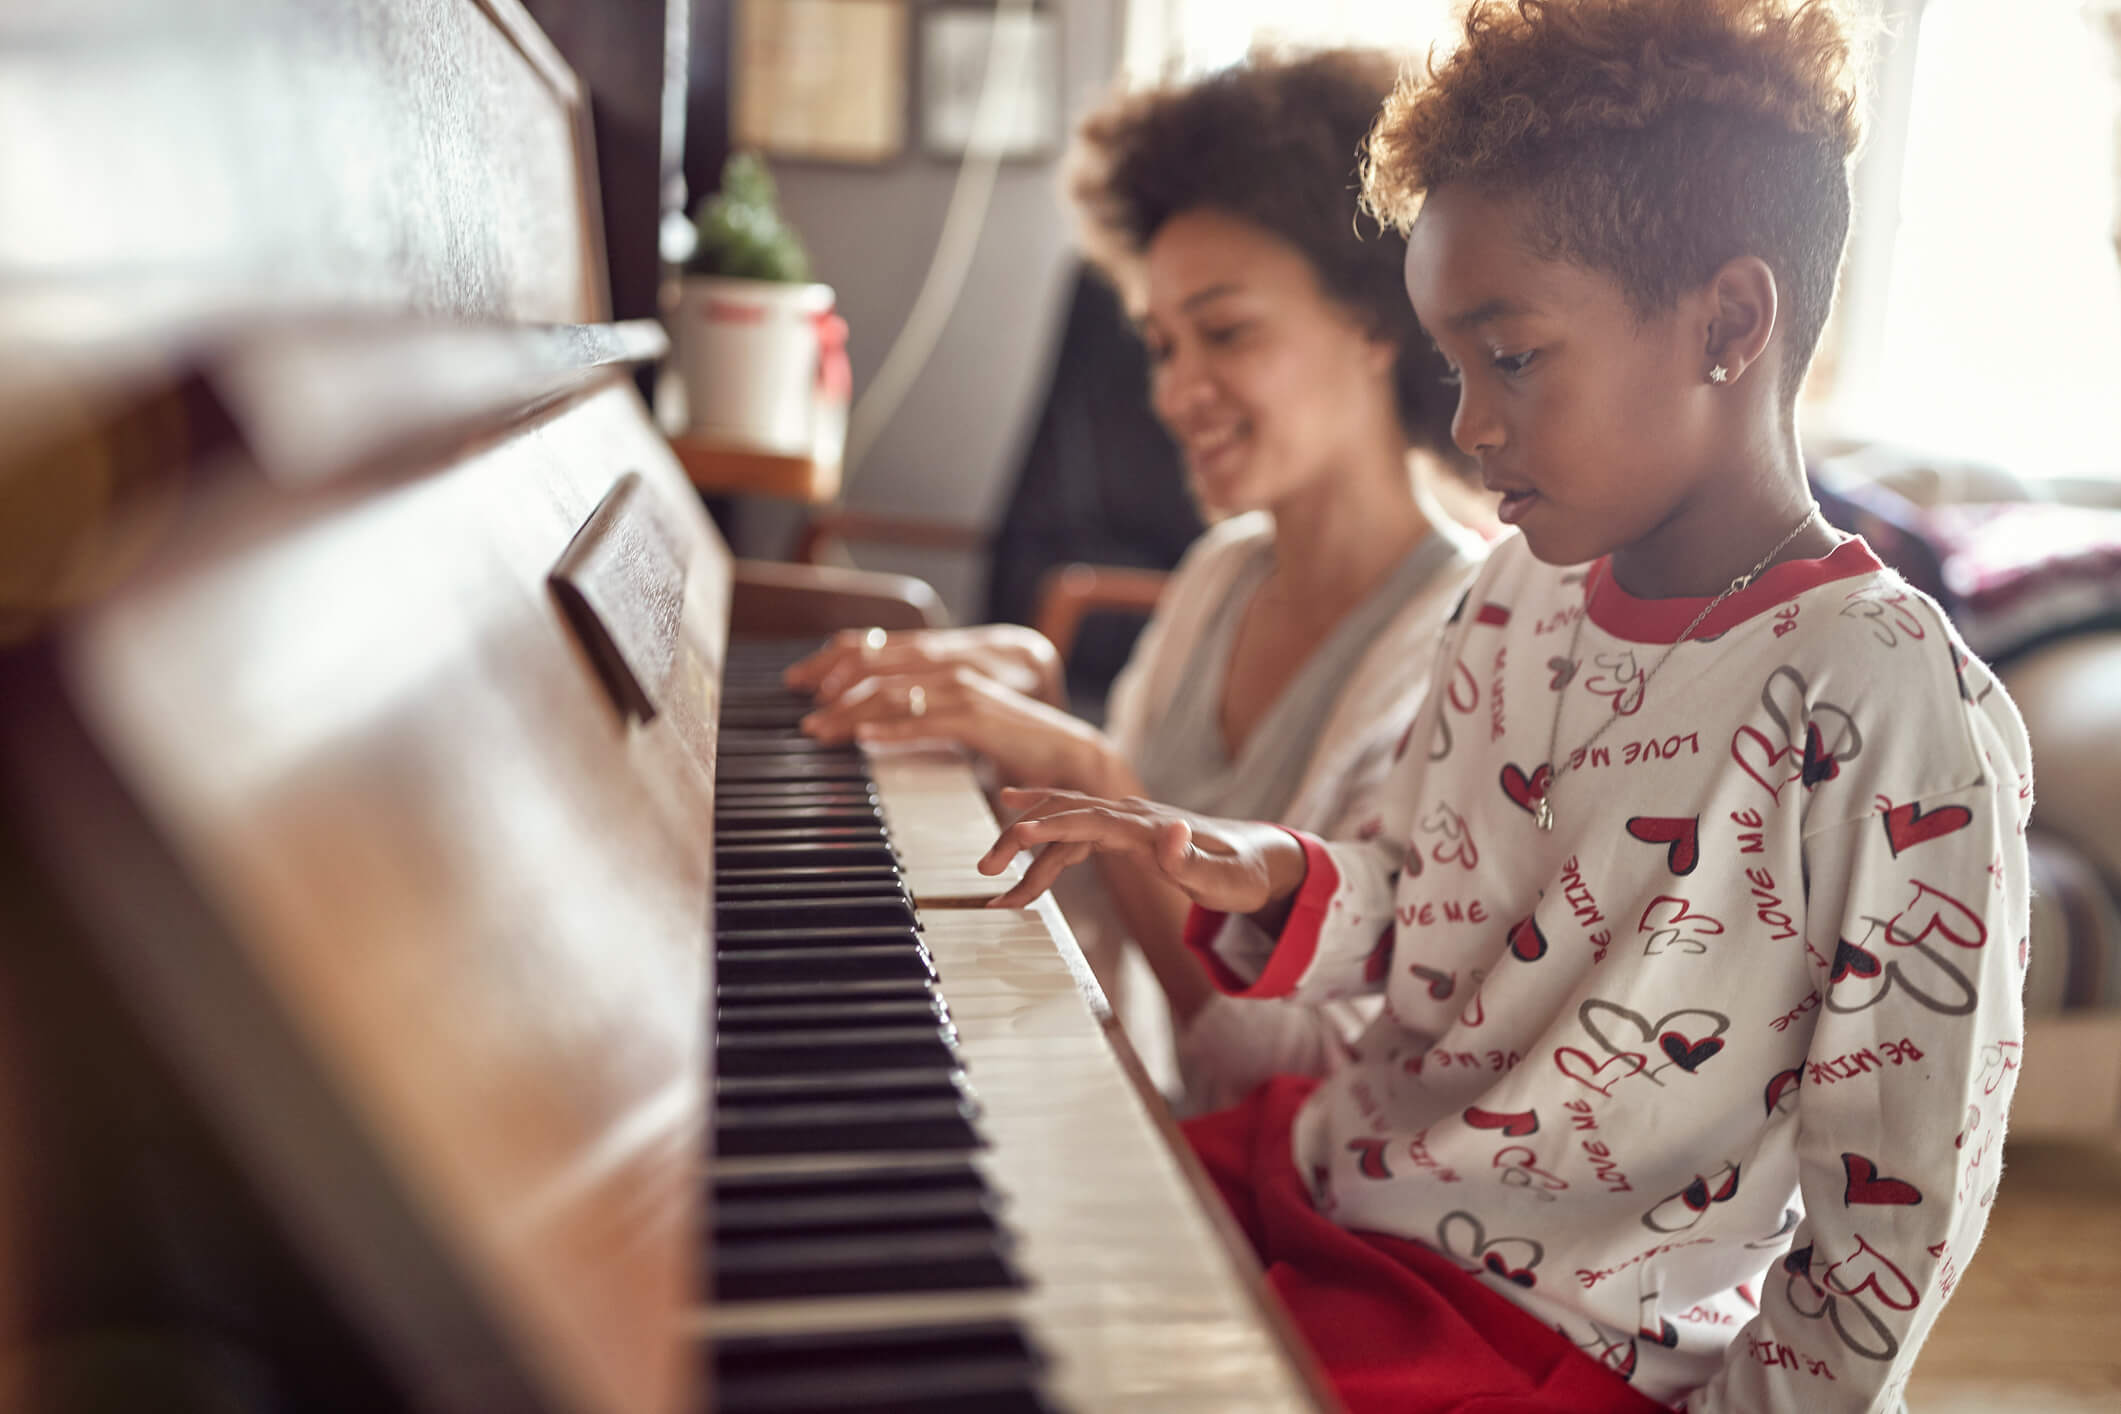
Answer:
[
  {"xmin": 785, "ymin": 625, "xmax": 1063, "ymax": 706},
  {"xmin": 979, "ymin": 788, "xmax": 1308, "ymax": 917}
]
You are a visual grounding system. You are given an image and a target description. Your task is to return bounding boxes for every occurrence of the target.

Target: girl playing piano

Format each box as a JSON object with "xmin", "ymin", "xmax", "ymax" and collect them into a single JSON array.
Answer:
[
  {"xmin": 792, "ymin": 50, "xmax": 1490, "ymax": 1115},
  {"xmin": 979, "ymin": 2, "xmax": 2033, "ymax": 1411}
]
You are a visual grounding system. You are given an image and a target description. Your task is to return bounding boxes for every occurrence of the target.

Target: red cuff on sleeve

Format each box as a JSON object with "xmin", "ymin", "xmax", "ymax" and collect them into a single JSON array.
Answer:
[{"xmin": 1180, "ymin": 829, "xmax": 1342, "ymax": 1000}]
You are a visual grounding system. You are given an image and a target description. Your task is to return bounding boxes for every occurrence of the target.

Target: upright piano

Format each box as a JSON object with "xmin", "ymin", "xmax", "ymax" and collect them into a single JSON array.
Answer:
[{"xmin": 0, "ymin": 2, "xmax": 1329, "ymax": 1411}]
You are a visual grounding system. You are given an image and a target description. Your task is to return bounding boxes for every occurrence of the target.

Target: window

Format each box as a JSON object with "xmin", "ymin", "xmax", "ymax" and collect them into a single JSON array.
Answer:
[
  {"xmin": 1125, "ymin": 0, "xmax": 2121, "ymax": 481},
  {"xmin": 1832, "ymin": 0, "xmax": 2121, "ymax": 479}
]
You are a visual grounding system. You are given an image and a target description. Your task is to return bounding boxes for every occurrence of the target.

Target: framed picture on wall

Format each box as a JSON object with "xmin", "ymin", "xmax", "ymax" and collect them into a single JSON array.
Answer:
[
  {"xmin": 919, "ymin": 5, "xmax": 1061, "ymax": 160},
  {"xmin": 734, "ymin": 0, "xmax": 909, "ymax": 164}
]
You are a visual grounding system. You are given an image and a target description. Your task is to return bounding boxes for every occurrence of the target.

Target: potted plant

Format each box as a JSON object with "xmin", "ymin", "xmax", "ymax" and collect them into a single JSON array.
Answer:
[{"xmin": 671, "ymin": 152, "xmax": 847, "ymax": 464}]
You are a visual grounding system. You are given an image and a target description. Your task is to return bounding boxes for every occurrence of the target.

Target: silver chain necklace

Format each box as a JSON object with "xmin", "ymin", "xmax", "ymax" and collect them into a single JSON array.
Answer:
[{"xmin": 1531, "ymin": 505, "xmax": 1821, "ymax": 831}]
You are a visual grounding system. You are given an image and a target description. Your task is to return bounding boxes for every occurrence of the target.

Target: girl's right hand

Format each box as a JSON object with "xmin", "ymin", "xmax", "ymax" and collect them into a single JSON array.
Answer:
[
  {"xmin": 785, "ymin": 625, "xmax": 1062, "ymax": 706},
  {"xmin": 979, "ymin": 788, "xmax": 1306, "ymax": 916}
]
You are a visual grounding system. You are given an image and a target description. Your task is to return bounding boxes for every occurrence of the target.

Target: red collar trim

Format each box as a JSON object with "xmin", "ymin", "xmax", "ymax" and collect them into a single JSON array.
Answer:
[{"xmin": 1584, "ymin": 537, "xmax": 1884, "ymax": 644}]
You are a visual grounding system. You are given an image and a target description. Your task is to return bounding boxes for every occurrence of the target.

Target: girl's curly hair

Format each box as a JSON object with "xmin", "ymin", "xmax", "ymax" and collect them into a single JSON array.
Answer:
[
  {"xmin": 1364, "ymin": 0, "xmax": 1868, "ymax": 402},
  {"xmin": 1069, "ymin": 50, "xmax": 1460, "ymax": 456}
]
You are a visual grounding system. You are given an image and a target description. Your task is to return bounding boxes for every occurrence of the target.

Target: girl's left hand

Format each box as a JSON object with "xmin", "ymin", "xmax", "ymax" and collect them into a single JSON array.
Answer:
[{"xmin": 798, "ymin": 665, "xmax": 1126, "ymax": 794}]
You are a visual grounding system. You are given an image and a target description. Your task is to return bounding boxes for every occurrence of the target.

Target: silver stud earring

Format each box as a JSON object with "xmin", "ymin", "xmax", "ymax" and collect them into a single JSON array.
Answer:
[{"xmin": 1708, "ymin": 365, "xmax": 1730, "ymax": 384}]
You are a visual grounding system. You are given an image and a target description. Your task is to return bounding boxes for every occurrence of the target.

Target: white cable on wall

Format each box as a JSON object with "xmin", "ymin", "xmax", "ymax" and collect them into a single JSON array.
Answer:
[{"xmin": 841, "ymin": 0, "xmax": 1037, "ymax": 490}]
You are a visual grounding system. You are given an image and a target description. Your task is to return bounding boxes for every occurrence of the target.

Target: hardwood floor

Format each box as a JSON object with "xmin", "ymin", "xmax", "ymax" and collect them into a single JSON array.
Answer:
[{"xmin": 1907, "ymin": 1138, "xmax": 2121, "ymax": 1412}]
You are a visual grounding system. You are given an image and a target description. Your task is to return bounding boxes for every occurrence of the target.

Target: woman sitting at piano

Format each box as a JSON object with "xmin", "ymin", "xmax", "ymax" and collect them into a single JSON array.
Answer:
[{"xmin": 790, "ymin": 47, "xmax": 1489, "ymax": 1114}]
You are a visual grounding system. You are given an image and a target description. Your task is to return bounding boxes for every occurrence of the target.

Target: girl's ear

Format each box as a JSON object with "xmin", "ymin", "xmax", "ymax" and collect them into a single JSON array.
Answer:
[{"xmin": 1702, "ymin": 256, "xmax": 1780, "ymax": 387}]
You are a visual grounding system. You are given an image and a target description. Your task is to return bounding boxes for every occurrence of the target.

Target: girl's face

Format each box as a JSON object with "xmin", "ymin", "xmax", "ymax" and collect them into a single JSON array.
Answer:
[
  {"xmin": 1403, "ymin": 183, "xmax": 1717, "ymax": 568},
  {"xmin": 1139, "ymin": 209, "xmax": 1400, "ymax": 516}
]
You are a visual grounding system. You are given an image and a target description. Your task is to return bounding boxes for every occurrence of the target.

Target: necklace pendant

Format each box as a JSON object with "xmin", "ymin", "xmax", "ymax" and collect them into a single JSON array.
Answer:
[{"xmin": 1533, "ymin": 795, "xmax": 1554, "ymax": 832}]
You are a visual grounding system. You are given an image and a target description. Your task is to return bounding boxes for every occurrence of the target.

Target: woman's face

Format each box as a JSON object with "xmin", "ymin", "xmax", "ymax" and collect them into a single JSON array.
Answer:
[{"xmin": 1138, "ymin": 209, "xmax": 1399, "ymax": 516}]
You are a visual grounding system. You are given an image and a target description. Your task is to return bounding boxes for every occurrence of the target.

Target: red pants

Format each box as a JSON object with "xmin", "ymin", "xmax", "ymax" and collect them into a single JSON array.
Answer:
[{"xmin": 1182, "ymin": 1077, "xmax": 1671, "ymax": 1414}]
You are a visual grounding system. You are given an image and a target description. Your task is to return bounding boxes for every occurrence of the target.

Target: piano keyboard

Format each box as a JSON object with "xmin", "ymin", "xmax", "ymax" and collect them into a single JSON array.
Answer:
[{"xmin": 700, "ymin": 643, "xmax": 1329, "ymax": 1414}]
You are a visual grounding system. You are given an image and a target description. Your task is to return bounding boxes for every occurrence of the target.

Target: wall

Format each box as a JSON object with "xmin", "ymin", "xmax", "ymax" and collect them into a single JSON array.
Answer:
[{"xmin": 721, "ymin": 0, "xmax": 1129, "ymax": 620}]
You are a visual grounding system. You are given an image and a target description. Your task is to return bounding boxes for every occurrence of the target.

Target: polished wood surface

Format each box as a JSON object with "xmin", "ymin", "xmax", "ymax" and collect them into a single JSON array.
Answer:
[
  {"xmin": 5, "ymin": 381, "xmax": 718, "ymax": 1414},
  {"xmin": 0, "ymin": 0, "xmax": 603, "ymax": 346}
]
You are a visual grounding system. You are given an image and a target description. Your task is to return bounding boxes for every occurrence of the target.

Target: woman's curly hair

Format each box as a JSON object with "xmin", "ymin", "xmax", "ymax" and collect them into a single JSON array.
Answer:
[
  {"xmin": 1069, "ymin": 50, "xmax": 1460, "ymax": 456},
  {"xmin": 1364, "ymin": 0, "xmax": 1868, "ymax": 402}
]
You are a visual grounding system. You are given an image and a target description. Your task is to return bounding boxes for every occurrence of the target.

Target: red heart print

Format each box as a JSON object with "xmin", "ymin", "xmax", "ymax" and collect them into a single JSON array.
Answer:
[
  {"xmin": 1659, "ymin": 1030, "xmax": 1724, "ymax": 1072},
  {"xmin": 1555, "ymin": 1046, "xmax": 1648, "ymax": 1097},
  {"xmin": 1464, "ymin": 1106, "xmax": 1539, "ymax": 1137},
  {"xmin": 1347, "ymin": 1138, "xmax": 1393, "ymax": 1180},
  {"xmin": 1841, "ymin": 1153, "xmax": 1923, "ymax": 1206},
  {"xmin": 1509, "ymin": 915, "xmax": 1549, "ymax": 962},
  {"xmin": 1763, "ymin": 1066, "xmax": 1803, "ymax": 1116},
  {"xmin": 1363, "ymin": 928, "xmax": 1393, "ymax": 983},
  {"xmin": 1484, "ymin": 1251, "xmax": 1537, "ymax": 1287},
  {"xmin": 1627, "ymin": 815, "xmax": 1700, "ymax": 875},
  {"xmin": 1499, "ymin": 762, "xmax": 1553, "ymax": 815},
  {"xmin": 1882, "ymin": 801, "xmax": 1973, "ymax": 857},
  {"xmin": 1830, "ymin": 938, "xmax": 1882, "ymax": 983},
  {"xmin": 1800, "ymin": 721, "xmax": 1842, "ymax": 786},
  {"xmin": 1410, "ymin": 965, "xmax": 1455, "ymax": 1000}
]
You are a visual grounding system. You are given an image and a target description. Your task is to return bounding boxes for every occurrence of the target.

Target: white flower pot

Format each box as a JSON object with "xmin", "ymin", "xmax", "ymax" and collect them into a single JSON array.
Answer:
[{"xmin": 671, "ymin": 276, "xmax": 847, "ymax": 462}]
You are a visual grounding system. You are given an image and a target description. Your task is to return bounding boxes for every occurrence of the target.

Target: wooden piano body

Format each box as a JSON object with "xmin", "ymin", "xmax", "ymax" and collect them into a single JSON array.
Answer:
[{"xmin": 0, "ymin": 3, "xmax": 1330, "ymax": 1412}]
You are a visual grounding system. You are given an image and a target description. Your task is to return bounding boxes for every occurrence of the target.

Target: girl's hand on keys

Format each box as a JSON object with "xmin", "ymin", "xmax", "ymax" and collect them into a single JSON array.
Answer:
[{"xmin": 977, "ymin": 788, "xmax": 1300, "ymax": 915}]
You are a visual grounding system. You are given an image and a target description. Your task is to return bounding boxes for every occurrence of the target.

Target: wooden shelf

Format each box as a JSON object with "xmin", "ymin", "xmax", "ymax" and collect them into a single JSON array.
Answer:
[{"xmin": 668, "ymin": 435, "xmax": 841, "ymax": 503}]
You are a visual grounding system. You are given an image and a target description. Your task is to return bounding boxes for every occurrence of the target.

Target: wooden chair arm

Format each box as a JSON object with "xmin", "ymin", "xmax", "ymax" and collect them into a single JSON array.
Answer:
[{"xmin": 1033, "ymin": 563, "xmax": 1169, "ymax": 666}]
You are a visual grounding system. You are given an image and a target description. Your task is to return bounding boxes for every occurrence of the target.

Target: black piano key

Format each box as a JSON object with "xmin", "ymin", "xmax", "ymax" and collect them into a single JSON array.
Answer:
[
  {"xmin": 711, "ymin": 1322, "xmax": 1051, "ymax": 1414},
  {"xmin": 716, "ymin": 756, "xmax": 871, "ymax": 783},
  {"xmin": 713, "ymin": 807, "xmax": 884, "ymax": 829},
  {"xmin": 712, "ymin": 1096, "xmax": 982, "ymax": 1158},
  {"xmin": 716, "ymin": 997, "xmax": 948, "ymax": 1030},
  {"xmin": 713, "ymin": 864, "xmax": 902, "ymax": 890},
  {"xmin": 716, "ymin": 1025, "xmax": 959, "ymax": 1077},
  {"xmin": 716, "ymin": 842, "xmax": 898, "ymax": 871},
  {"xmin": 716, "ymin": 775, "xmax": 873, "ymax": 797},
  {"xmin": 715, "ymin": 1067, "xmax": 968, "ymax": 1104},
  {"xmin": 713, "ymin": 826, "xmax": 890, "ymax": 847},
  {"xmin": 715, "ymin": 878, "xmax": 909, "ymax": 906},
  {"xmin": 716, "ymin": 897, "xmax": 917, "ymax": 931},
  {"xmin": 716, "ymin": 734, "xmax": 845, "ymax": 757},
  {"xmin": 714, "ymin": 925, "xmax": 925, "ymax": 952},
  {"xmin": 715, "ymin": 946, "xmax": 935, "ymax": 986},
  {"xmin": 715, "ymin": 981, "xmax": 935, "ymax": 1010},
  {"xmin": 713, "ymin": 1229, "xmax": 1020, "ymax": 1302}
]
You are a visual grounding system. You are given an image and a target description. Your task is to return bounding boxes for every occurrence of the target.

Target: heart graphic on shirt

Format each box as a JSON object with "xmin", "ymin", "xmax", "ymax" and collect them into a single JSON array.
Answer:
[
  {"xmin": 1464, "ymin": 1106, "xmax": 1539, "ymax": 1137},
  {"xmin": 1799, "ymin": 722, "xmax": 1843, "ymax": 785},
  {"xmin": 1732, "ymin": 666, "xmax": 1863, "ymax": 802},
  {"xmin": 1644, "ymin": 1163, "xmax": 1741, "ymax": 1234},
  {"xmin": 1553, "ymin": 1046, "xmax": 1649, "ymax": 1098},
  {"xmin": 1658, "ymin": 1030, "xmax": 1725, "ymax": 1072},
  {"xmin": 1499, "ymin": 762, "xmax": 1553, "ymax": 815},
  {"xmin": 1346, "ymin": 1137, "xmax": 1393, "ymax": 1180},
  {"xmin": 1626, "ymin": 815, "xmax": 1700, "ymax": 875},
  {"xmin": 1409, "ymin": 965, "xmax": 1455, "ymax": 1000},
  {"xmin": 1508, "ymin": 915, "xmax": 1549, "ymax": 962},
  {"xmin": 1882, "ymin": 801, "xmax": 1974, "ymax": 856},
  {"xmin": 1841, "ymin": 1154, "xmax": 1923, "ymax": 1207},
  {"xmin": 1363, "ymin": 930, "xmax": 1394, "ymax": 984},
  {"xmin": 1547, "ymin": 656, "xmax": 1577, "ymax": 690},
  {"xmin": 1641, "ymin": 1318, "xmax": 1680, "ymax": 1348},
  {"xmin": 1581, "ymin": 1000, "xmax": 1730, "ymax": 1086},
  {"xmin": 1484, "ymin": 1251, "xmax": 1538, "ymax": 1287},
  {"xmin": 1436, "ymin": 1210, "xmax": 1543, "ymax": 1291},
  {"xmin": 1763, "ymin": 1066, "xmax": 1804, "ymax": 1117},
  {"xmin": 1830, "ymin": 938, "xmax": 1882, "ymax": 983}
]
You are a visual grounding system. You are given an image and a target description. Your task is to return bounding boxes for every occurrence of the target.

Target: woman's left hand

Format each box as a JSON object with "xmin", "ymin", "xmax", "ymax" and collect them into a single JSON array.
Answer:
[{"xmin": 799, "ymin": 665, "xmax": 1129, "ymax": 794}]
